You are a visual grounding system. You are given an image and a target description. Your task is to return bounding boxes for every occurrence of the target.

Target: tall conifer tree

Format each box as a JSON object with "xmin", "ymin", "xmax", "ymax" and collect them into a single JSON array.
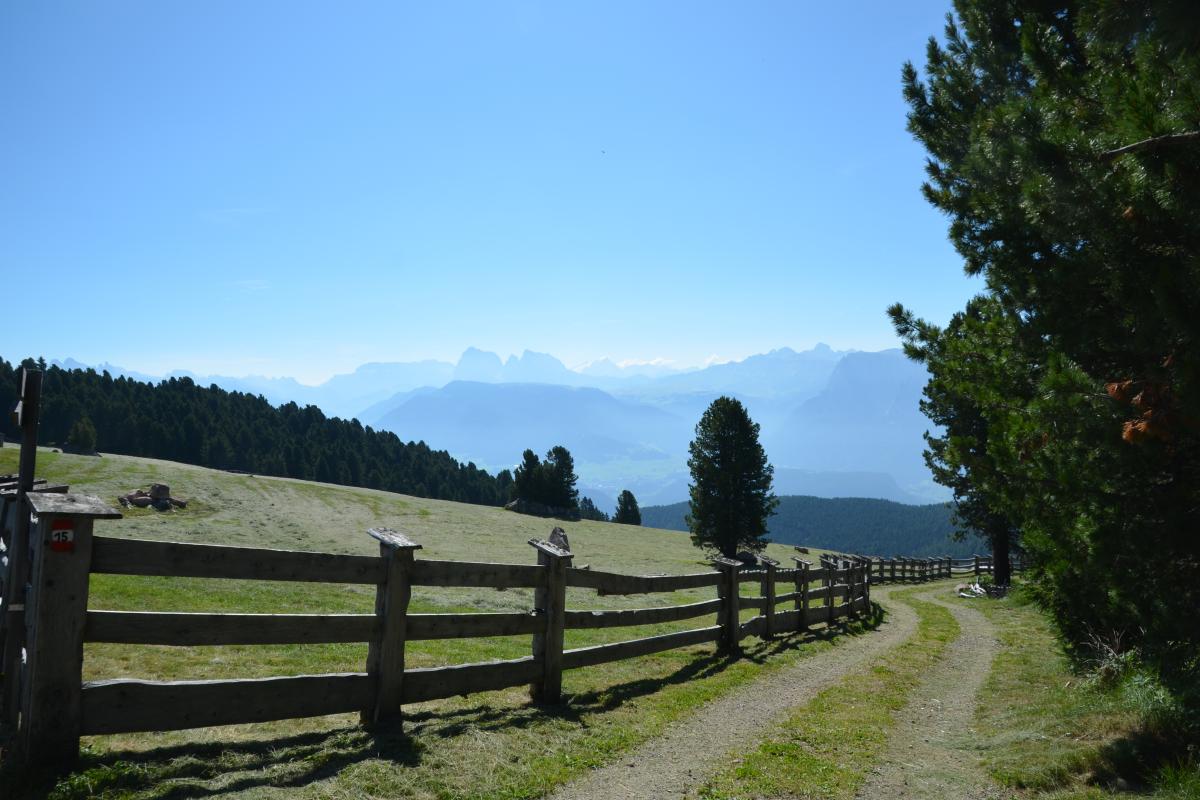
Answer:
[{"xmin": 686, "ymin": 397, "xmax": 777, "ymax": 558}]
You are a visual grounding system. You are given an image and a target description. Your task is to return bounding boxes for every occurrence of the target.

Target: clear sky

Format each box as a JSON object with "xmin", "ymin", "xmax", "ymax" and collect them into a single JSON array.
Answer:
[{"xmin": 1, "ymin": 1, "xmax": 979, "ymax": 385}]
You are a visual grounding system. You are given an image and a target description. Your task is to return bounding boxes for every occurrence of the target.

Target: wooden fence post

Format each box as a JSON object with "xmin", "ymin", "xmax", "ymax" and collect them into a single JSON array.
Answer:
[
  {"xmin": 974, "ymin": 554, "xmax": 981, "ymax": 577},
  {"xmin": 822, "ymin": 557, "xmax": 836, "ymax": 626},
  {"xmin": 889, "ymin": 557, "xmax": 897, "ymax": 583},
  {"xmin": 1, "ymin": 368, "xmax": 41, "ymax": 734},
  {"xmin": 363, "ymin": 527, "xmax": 421, "ymax": 727},
  {"xmin": 849, "ymin": 561, "xmax": 859, "ymax": 618},
  {"xmin": 792, "ymin": 557, "xmax": 810, "ymax": 632},
  {"xmin": 18, "ymin": 493, "xmax": 120, "ymax": 770},
  {"xmin": 529, "ymin": 537, "xmax": 571, "ymax": 703},
  {"xmin": 759, "ymin": 555, "xmax": 778, "ymax": 638},
  {"xmin": 713, "ymin": 557, "xmax": 741, "ymax": 654}
]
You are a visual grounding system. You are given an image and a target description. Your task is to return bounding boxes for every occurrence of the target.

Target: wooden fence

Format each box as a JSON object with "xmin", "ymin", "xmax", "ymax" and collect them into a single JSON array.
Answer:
[
  {"xmin": 855, "ymin": 554, "xmax": 1007, "ymax": 583},
  {"xmin": 0, "ymin": 493, "xmax": 879, "ymax": 771}
]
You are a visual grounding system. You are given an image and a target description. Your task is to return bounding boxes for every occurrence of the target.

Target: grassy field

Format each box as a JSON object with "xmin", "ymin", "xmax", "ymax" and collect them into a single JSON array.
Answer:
[
  {"xmin": 950, "ymin": 589, "xmax": 1200, "ymax": 800},
  {"xmin": 1, "ymin": 448, "xmax": 849, "ymax": 800}
]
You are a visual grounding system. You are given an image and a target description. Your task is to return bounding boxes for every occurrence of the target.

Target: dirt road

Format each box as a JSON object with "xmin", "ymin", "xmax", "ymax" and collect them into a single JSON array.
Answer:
[
  {"xmin": 548, "ymin": 585, "xmax": 920, "ymax": 800},
  {"xmin": 855, "ymin": 592, "xmax": 1006, "ymax": 800}
]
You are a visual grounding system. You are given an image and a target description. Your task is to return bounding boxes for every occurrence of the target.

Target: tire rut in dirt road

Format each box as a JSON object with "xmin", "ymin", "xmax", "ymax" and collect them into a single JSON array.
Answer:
[
  {"xmin": 855, "ymin": 591, "xmax": 1008, "ymax": 800},
  {"xmin": 546, "ymin": 586, "xmax": 920, "ymax": 800}
]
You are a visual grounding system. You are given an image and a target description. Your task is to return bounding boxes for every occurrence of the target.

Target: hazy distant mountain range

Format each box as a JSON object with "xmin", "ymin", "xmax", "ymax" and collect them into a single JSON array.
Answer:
[{"xmin": 51, "ymin": 344, "xmax": 946, "ymax": 508}]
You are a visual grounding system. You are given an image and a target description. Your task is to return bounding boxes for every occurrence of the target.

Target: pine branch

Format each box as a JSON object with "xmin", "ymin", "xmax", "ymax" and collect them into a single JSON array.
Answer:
[{"xmin": 1100, "ymin": 130, "xmax": 1200, "ymax": 161}]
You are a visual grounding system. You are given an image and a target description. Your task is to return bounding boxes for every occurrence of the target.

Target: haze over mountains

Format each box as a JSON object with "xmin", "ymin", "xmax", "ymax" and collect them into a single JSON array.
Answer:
[{"xmin": 51, "ymin": 344, "xmax": 945, "ymax": 510}]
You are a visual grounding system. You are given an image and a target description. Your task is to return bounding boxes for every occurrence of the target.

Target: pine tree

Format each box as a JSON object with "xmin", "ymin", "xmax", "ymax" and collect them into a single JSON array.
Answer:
[
  {"xmin": 579, "ymin": 496, "xmax": 609, "ymax": 522},
  {"xmin": 889, "ymin": 297, "xmax": 1028, "ymax": 585},
  {"xmin": 66, "ymin": 415, "xmax": 97, "ymax": 453},
  {"xmin": 686, "ymin": 397, "xmax": 778, "ymax": 558},
  {"xmin": 543, "ymin": 445, "xmax": 579, "ymax": 512},
  {"xmin": 613, "ymin": 489, "xmax": 641, "ymax": 525},
  {"xmin": 899, "ymin": 1, "xmax": 1200, "ymax": 698},
  {"xmin": 511, "ymin": 449, "xmax": 542, "ymax": 502}
]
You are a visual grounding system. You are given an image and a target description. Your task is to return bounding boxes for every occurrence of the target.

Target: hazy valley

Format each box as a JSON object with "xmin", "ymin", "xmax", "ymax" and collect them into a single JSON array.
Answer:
[{"xmin": 53, "ymin": 343, "xmax": 944, "ymax": 513}]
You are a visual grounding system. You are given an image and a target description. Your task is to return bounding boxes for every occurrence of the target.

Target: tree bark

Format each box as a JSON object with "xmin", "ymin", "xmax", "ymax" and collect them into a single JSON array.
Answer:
[{"xmin": 990, "ymin": 520, "xmax": 1012, "ymax": 586}]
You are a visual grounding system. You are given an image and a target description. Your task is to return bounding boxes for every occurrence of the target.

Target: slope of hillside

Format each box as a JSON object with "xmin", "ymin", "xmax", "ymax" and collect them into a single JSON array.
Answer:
[
  {"xmin": 641, "ymin": 495, "xmax": 971, "ymax": 557},
  {"xmin": 0, "ymin": 448, "xmax": 812, "ymax": 578}
]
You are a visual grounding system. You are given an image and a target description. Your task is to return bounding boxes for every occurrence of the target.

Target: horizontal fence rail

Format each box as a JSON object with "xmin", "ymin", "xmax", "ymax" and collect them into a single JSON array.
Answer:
[{"xmin": 3, "ymin": 484, "xmax": 994, "ymax": 773}]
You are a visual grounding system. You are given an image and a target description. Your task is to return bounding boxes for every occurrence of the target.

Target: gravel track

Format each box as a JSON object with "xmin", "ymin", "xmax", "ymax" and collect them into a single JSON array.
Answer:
[
  {"xmin": 547, "ymin": 585, "xmax": 919, "ymax": 800},
  {"xmin": 855, "ymin": 590, "xmax": 1008, "ymax": 800}
]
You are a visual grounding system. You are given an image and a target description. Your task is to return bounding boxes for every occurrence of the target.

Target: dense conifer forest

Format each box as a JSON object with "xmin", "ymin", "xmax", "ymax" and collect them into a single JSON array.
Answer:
[
  {"xmin": 642, "ymin": 495, "xmax": 967, "ymax": 557},
  {"xmin": 0, "ymin": 358, "xmax": 511, "ymax": 505}
]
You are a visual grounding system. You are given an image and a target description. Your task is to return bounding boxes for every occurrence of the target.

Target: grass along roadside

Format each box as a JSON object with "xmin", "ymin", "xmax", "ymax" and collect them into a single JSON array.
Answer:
[
  {"xmin": 1, "ymin": 449, "xmax": 861, "ymax": 799},
  {"xmin": 948, "ymin": 588, "xmax": 1200, "ymax": 799},
  {"xmin": 696, "ymin": 586, "xmax": 959, "ymax": 800}
]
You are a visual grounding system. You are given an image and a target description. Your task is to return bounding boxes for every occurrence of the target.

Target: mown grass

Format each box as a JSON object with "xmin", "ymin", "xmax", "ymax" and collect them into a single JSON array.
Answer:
[
  {"xmin": 1, "ymin": 448, "xmax": 858, "ymax": 800},
  {"xmin": 697, "ymin": 586, "xmax": 959, "ymax": 800},
  {"xmin": 949, "ymin": 588, "xmax": 1200, "ymax": 799}
]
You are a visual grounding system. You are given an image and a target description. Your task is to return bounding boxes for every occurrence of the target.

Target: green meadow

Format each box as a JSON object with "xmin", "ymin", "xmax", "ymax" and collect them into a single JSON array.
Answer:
[{"xmin": 2, "ymin": 448, "xmax": 846, "ymax": 799}]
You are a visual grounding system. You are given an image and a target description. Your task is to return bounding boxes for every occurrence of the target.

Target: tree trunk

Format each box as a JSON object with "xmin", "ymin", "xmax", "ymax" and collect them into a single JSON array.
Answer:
[{"xmin": 991, "ymin": 521, "xmax": 1012, "ymax": 586}]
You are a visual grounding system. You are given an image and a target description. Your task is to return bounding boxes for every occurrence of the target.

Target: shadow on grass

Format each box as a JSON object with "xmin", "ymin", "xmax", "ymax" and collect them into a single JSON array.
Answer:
[
  {"xmin": 1085, "ymin": 721, "xmax": 1199, "ymax": 792},
  {"xmin": 2, "ymin": 724, "xmax": 421, "ymax": 800},
  {"xmin": 10, "ymin": 605, "xmax": 887, "ymax": 800}
]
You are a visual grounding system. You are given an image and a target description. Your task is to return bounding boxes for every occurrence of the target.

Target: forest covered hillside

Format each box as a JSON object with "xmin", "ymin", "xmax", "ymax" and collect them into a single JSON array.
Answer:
[
  {"xmin": 641, "ymin": 495, "xmax": 969, "ymax": 557},
  {"xmin": 0, "ymin": 357, "xmax": 509, "ymax": 505}
]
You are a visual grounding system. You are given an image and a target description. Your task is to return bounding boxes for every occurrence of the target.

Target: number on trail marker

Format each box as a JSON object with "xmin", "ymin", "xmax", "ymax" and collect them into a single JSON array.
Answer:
[{"xmin": 50, "ymin": 519, "xmax": 75, "ymax": 553}]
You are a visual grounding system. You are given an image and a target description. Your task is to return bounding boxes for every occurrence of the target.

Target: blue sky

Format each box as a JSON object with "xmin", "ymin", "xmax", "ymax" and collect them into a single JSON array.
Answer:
[{"xmin": 1, "ymin": 1, "xmax": 979, "ymax": 384}]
